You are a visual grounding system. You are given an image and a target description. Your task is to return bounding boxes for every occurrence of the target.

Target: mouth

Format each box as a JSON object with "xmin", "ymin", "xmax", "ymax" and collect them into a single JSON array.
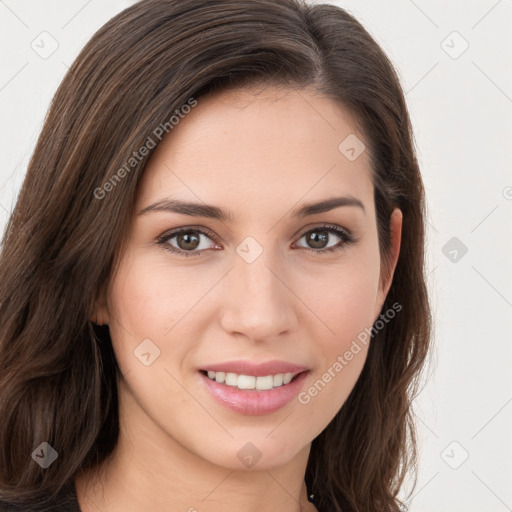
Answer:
[
  {"xmin": 199, "ymin": 369, "xmax": 305, "ymax": 391},
  {"xmin": 197, "ymin": 368, "xmax": 310, "ymax": 416}
]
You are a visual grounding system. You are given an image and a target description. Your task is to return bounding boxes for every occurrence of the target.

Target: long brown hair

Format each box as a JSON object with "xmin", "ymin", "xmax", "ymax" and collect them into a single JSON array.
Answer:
[{"xmin": 0, "ymin": 1, "xmax": 431, "ymax": 510}]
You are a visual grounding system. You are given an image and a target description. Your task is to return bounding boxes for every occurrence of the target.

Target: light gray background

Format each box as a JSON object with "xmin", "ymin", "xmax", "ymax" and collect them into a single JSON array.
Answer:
[{"xmin": 1, "ymin": 1, "xmax": 511, "ymax": 511}]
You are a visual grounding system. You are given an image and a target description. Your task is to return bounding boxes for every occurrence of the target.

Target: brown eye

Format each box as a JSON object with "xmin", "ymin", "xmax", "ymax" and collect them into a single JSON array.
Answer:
[
  {"xmin": 304, "ymin": 230, "xmax": 329, "ymax": 249},
  {"xmin": 176, "ymin": 231, "xmax": 201, "ymax": 251},
  {"xmin": 157, "ymin": 228, "xmax": 219, "ymax": 257},
  {"xmin": 294, "ymin": 225, "xmax": 355, "ymax": 254}
]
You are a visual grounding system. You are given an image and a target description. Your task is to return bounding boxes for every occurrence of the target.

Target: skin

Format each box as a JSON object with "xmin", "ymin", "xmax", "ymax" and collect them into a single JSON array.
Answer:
[{"xmin": 76, "ymin": 85, "xmax": 402, "ymax": 512}]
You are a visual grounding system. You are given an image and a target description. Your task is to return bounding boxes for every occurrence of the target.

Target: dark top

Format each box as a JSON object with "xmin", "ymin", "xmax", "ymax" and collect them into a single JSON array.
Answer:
[{"xmin": 0, "ymin": 481, "xmax": 319, "ymax": 511}]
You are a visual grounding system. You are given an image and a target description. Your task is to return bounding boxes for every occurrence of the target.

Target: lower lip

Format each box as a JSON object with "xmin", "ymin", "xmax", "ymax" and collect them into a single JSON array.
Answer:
[{"xmin": 198, "ymin": 371, "xmax": 309, "ymax": 416}]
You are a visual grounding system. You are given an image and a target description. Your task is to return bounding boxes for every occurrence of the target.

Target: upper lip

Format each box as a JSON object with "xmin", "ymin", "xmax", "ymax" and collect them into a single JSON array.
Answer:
[{"xmin": 200, "ymin": 360, "xmax": 309, "ymax": 377}]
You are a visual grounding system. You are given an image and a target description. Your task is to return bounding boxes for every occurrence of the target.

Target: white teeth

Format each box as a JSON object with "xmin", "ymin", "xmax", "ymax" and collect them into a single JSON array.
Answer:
[
  {"xmin": 283, "ymin": 372, "xmax": 294, "ymax": 384},
  {"xmin": 225, "ymin": 373, "xmax": 238, "ymax": 386},
  {"xmin": 204, "ymin": 370, "xmax": 300, "ymax": 390},
  {"xmin": 256, "ymin": 375, "xmax": 274, "ymax": 390},
  {"xmin": 238, "ymin": 375, "xmax": 256, "ymax": 389},
  {"xmin": 273, "ymin": 374, "xmax": 283, "ymax": 387}
]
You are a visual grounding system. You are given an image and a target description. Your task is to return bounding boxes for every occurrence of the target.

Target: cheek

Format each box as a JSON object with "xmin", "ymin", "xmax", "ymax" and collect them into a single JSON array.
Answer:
[
  {"xmin": 295, "ymin": 251, "xmax": 381, "ymax": 346},
  {"xmin": 109, "ymin": 259, "xmax": 167, "ymax": 334},
  {"xmin": 109, "ymin": 251, "xmax": 200, "ymax": 330},
  {"xmin": 293, "ymin": 276, "xmax": 376, "ymax": 434},
  {"xmin": 290, "ymin": 249, "xmax": 379, "ymax": 419},
  {"xmin": 106, "ymin": 252, "xmax": 218, "ymax": 372}
]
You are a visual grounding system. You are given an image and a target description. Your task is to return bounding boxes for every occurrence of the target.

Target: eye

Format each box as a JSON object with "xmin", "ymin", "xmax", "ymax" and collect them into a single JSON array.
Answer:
[
  {"xmin": 156, "ymin": 223, "xmax": 356, "ymax": 257},
  {"xmin": 157, "ymin": 227, "xmax": 220, "ymax": 257},
  {"xmin": 293, "ymin": 224, "xmax": 355, "ymax": 254}
]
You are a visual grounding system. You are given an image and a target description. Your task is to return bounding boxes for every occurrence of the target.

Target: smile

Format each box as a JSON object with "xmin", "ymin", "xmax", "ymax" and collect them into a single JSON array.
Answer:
[
  {"xmin": 198, "ymin": 369, "xmax": 310, "ymax": 416},
  {"xmin": 201, "ymin": 370, "xmax": 300, "ymax": 390}
]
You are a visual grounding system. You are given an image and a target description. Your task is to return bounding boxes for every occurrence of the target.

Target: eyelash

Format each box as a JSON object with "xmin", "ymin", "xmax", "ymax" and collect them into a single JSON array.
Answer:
[{"xmin": 156, "ymin": 224, "xmax": 356, "ymax": 257}]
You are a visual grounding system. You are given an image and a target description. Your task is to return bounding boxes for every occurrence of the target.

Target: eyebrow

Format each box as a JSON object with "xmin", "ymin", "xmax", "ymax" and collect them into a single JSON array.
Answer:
[{"xmin": 138, "ymin": 195, "xmax": 365, "ymax": 220}]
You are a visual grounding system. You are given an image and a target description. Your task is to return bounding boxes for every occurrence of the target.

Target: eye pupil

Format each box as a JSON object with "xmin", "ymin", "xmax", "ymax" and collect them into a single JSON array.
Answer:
[
  {"xmin": 178, "ymin": 232, "xmax": 200, "ymax": 250},
  {"xmin": 307, "ymin": 230, "xmax": 328, "ymax": 249}
]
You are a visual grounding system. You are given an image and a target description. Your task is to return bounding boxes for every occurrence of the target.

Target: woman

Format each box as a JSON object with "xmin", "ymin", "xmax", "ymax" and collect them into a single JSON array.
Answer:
[{"xmin": 0, "ymin": 0, "xmax": 431, "ymax": 511}]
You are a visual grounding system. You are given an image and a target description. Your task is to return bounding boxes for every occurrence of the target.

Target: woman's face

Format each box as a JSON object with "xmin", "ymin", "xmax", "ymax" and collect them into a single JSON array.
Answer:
[{"xmin": 98, "ymin": 85, "xmax": 401, "ymax": 471}]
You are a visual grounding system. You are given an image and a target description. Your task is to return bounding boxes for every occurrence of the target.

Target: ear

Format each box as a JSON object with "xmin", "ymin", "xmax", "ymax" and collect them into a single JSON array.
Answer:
[
  {"xmin": 90, "ymin": 282, "xmax": 110, "ymax": 326},
  {"xmin": 376, "ymin": 208, "xmax": 402, "ymax": 309}
]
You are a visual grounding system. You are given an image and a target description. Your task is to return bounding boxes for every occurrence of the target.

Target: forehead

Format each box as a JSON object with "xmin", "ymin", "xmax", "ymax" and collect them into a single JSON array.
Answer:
[{"xmin": 137, "ymin": 86, "xmax": 374, "ymax": 217}]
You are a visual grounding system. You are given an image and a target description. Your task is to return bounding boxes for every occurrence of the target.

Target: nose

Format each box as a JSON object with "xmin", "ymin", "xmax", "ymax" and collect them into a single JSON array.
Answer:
[{"xmin": 219, "ymin": 249, "xmax": 297, "ymax": 343}]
